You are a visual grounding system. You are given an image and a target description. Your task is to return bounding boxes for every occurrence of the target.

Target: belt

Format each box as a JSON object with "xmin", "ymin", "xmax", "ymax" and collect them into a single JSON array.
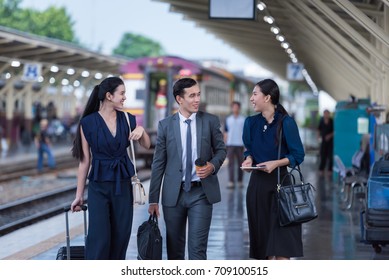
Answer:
[{"xmin": 181, "ymin": 181, "xmax": 202, "ymax": 188}]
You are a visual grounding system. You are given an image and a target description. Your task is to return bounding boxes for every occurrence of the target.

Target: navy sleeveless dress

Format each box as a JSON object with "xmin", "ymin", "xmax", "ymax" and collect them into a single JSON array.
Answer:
[{"xmin": 80, "ymin": 110, "xmax": 137, "ymax": 259}]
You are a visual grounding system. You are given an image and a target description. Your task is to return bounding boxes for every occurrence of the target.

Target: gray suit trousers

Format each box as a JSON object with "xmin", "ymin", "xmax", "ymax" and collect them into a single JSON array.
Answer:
[{"xmin": 163, "ymin": 185, "xmax": 213, "ymax": 260}]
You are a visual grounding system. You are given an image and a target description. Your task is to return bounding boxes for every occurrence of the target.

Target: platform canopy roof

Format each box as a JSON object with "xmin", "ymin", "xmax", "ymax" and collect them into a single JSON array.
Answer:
[
  {"xmin": 154, "ymin": 0, "xmax": 388, "ymax": 102},
  {"xmin": 0, "ymin": 25, "xmax": 128, "ymax": 76}
]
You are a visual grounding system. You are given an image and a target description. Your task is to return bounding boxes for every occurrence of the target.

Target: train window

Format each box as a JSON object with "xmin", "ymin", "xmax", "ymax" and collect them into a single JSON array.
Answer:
[
  {"xmin": 135, "ymin": 89, "xmax": 145, "ymax": 101},
  {"xmin": 205, "ymin": 86, "xmax": 229, "ymax": 106}
]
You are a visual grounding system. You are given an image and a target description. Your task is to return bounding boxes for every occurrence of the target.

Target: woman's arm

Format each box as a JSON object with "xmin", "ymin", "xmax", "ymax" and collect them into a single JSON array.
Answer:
[
  {"xmin": 138, "ymin": 126, "xmax": 151, "ymax": 149},
  {"xmin": 283, "ymin": 117, "xmax": 305, "ymax": 167},
  {"xmin": 260, "ymin": 157, "xmax": 290, "ymax": 174},
  {"xmin": 71, "ymin": 126, "xmax": 90, "ymax": 212},
  {"xmin": 241, "ymin": 117, "xmax": 255, "ymax": 170},
  {"xmin": 242, "ymin": 117, "xmax": 252, "ymax": 159}
]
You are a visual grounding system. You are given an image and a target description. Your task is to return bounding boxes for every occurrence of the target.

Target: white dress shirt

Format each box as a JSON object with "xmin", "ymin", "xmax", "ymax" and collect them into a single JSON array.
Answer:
[{"xmin": 178, "ymin": 112, "xmax": 199, "ymax": 182}]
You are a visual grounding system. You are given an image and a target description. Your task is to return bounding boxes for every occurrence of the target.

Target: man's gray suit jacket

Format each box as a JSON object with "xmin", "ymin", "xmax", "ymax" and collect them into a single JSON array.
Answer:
[{"xmin": 149, "ymin": 111, "xmax": 227, "ymax": 207}]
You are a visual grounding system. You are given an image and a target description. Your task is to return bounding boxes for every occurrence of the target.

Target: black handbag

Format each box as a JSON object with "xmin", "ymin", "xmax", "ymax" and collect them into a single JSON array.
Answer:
[
  {"xmin": 276, "ymin": 125, "xmax": 318, "ymax": 227},
  {"xmin": 277, "ymin": 166, "xmax": 318, "ymax": 226},
  {"xmin": 137, "ymin": 214, "xmax": 163, "ymax": 260}
]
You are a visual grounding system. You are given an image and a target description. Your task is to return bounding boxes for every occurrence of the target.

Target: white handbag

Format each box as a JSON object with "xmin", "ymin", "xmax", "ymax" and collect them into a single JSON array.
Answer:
[{"xmin": 124, "ymin": 112, "xmax": 147, "ymax": 205}]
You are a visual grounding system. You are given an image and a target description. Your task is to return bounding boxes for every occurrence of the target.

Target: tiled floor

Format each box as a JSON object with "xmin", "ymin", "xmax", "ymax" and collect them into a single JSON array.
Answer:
[{"xmin": 1, "ymin": 151, "xmax": 389, "ymax": 260}]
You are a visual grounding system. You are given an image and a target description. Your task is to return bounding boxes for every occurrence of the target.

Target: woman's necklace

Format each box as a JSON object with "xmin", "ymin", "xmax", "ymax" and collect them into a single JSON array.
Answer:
[{"xmin": 262, "ymin": 114, "xmax": 274, "ymax": 133}]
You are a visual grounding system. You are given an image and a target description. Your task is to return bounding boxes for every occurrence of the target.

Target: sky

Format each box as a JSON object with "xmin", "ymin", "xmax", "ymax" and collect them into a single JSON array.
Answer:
[{"xmin": 20, "ymin": 0, "xmax": 273, "ymax": 78}]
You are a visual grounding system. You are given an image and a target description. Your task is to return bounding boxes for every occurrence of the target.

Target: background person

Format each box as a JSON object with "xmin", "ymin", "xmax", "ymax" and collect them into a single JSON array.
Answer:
[
  {"xmin": 317, "ymin": 109, "xmax": 334, "ymax": 175},
  {"xmin": 34, "ymin": 118, "xmax": 56, "ymax": 172},
  {"xmin": 0, "ymin": 125, "xmax": 8, "ymax": 158},
  {"xmin": 154, "ymin": 79, "xmax": 168, "ymax": 129},
  {"xmin": 148, "ymin": 77, "xmax": 226, "ymax": 260},
  {"xmin": 241, "ymin": 79, "xmax": 305, "ymax": 260},
  {"xmin": 224, "ymin": 101, "xmax": 246, "ymax": 188},
  {"xmin": 70, "ymin": 76, "xmax": 150, "ymax": 260}
]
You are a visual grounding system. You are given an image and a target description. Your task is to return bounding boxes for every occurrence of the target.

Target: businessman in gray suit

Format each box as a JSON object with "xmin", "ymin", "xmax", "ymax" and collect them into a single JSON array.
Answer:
[{"xmin": 148, "ymin": 77, "xmax": 226, "ymax": 260}]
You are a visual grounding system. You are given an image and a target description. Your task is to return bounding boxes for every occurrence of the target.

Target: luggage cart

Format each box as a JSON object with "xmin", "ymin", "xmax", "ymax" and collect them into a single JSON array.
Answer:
[{"xmin": 360, "ymin": 157, "xmax": 389, "ymax": 253}]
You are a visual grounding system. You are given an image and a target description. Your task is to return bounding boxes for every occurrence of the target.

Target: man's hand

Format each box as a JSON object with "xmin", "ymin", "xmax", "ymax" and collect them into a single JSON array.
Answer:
[
  {"xmin": 196, "ymin": 162, "xmax": 215, "ymax": 178},
  {"xmin": 148, "ymin": 204, "xmax": 160, "ymax": 217}
]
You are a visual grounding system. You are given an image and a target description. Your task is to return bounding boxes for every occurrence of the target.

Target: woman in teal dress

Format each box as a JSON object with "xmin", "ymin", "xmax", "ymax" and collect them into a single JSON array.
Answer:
[{"xmin": 70, "ymin": 77, "xmax": 150, "ymax": 260}]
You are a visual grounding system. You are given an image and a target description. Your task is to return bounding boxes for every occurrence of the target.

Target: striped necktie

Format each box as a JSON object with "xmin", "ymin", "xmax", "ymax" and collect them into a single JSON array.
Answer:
[{"xmin": 184, "ymin": 119, "xmax": 192, "ymax": 192}]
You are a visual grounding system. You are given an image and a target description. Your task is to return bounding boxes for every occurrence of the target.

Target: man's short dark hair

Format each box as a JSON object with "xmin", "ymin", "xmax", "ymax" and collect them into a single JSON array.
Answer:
[
  {"xmin": 231, "ymin": 101, "xmax": 241, "ymax": 108},
  {"xmin": 173, "ymin": 78, "xmax": 197, "ymax": 102}
]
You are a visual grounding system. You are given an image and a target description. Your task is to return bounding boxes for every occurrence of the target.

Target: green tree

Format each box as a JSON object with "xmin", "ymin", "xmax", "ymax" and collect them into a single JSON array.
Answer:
[
  {"xmin": 113, "ymin": 33, "xmax": 165, "ymax": 58},
  {"xmin": 0, "ymin": 0, "xmax": 77, "ymax": 43}
]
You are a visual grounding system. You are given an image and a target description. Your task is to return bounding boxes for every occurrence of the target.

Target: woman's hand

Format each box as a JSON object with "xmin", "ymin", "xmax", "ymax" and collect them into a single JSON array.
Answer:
[
  {"xmin": 71, "ymin": 196, "xmax": 84, "ymax": 212},
  {"xmin": 133, "ymin": 126, "xmax": 151, "ymax": 149},
  {"xmin": 241, "ymin": 156, "xmax": 253, "ymax": 172},
  {"xmin": 129, "ymin": 126, "xmax": 145, "ymax": 141}
]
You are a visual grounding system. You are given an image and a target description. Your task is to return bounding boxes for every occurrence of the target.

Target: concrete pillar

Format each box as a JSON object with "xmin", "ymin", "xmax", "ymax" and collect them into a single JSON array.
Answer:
[
  {"xmin": 383, "ymin": 5, "xmax": 389, "ymax": 115},
  {"xmin": 5, "ymin": 85, "xmax": 15, "ymax": 147},
  {"xmin": 23, "ymin": 85, "xmax": 34, "ymax": 144},
  {"xmin": 56, "ymin": 92, "xmax": 64, "ymax": 119}
]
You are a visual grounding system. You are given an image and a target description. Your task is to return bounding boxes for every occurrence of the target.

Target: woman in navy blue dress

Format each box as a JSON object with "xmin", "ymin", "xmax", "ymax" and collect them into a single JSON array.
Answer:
[
  {"xmin": 242, "ymin": 79, "xmax": 305, "ymax": 260},
  {"xmin": 70, "ymin": 77, "xmax": 150, "ymax": 260}
]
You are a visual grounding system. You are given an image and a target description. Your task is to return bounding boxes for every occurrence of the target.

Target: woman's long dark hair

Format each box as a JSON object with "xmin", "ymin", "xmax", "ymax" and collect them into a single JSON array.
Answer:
[
  {"xmin": 256, "ymin": 79, "xmax": 289, "ymax": 144},
  {"xmin": 71, "ymin": 76, "xmax": 124, "ymax": 161}
]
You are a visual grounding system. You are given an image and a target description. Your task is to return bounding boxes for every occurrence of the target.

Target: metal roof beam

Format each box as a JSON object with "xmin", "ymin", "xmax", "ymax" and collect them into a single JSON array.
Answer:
[
  {"xmin": 184, "ymin": 16, "xmax": 271, "ymax": 36},
  {"xmin": 324, "ymin": 1, "xmax": 384, "ymax": 18},
  {"xmin": 332, "ymin": 0, "xmax": 389, "ymax": 46},
  {"xmin": 267, "ymin": 0, "xmax": 371, "ymax": 34},
  {"xmin": 0, "ymin": 26, "xmax": 126, "ymax": 74},
  {"xmin": 194, "ymin": 28, "xmax": 281, "ymax": 49},
  {"xmin": 309, "ymin": 0, "xmax": 389, "ymax": 67},
  {"xmin": 155, "ymin": 0, "xmax": 208, "ymax": 11},
  {"xmin": 293, "ymin": 1, "xmax": 383, "ymax": 75},
  {"xmin": 285, "ymin": 1, "xmax": 372, "ymax": 87},
  {"xmin": 302, "ymin": 46, "xmax": 365, "ymax": 99},
  {"xmin": 0, "ymin": 44, "xmax": 37, "ymax": 54},
  {"xmin": 10, "ymin": 48, "xmax": 58, "ymax": 58},
  {"xmin": 28, "ymin": 51, "xmax": 76, "ymax": 61}
]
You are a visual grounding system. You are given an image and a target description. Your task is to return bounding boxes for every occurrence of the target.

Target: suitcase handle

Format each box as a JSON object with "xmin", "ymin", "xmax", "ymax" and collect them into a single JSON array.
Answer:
[
  {"xmin": 378, "ymin": 167, "xmax": 389, "ymax": 175},
  {"xmin": 64, "ymin": 205, "xmax": 87, "ymax": 212},
  {"xmin": 64, "ymin": 204, "xmax": 88, "ymax": 260}
]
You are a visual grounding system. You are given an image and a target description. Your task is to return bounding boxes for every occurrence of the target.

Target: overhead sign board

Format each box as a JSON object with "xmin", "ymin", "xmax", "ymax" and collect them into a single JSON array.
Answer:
[
  {"xmin": 287, "ymin": 63, "xmax": 304, "ymax": 81},
  {"xmin": 22, "ymin": 63, "xmax": 41, "ymax": 82},
  {"xmin": 209, "ymin": 0, "xmax": 256, "ymax": 20}
]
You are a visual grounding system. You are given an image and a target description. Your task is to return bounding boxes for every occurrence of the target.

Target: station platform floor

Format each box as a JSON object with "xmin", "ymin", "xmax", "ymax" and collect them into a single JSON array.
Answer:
[{"xmin": 1, "ymin": 144, "xmax": 389, "ymax": 260}]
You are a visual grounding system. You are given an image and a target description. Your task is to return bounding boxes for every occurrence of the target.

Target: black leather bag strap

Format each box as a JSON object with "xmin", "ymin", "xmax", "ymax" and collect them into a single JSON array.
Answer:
[
  {"xmin": 277, "ymin": 127, "xmax": 283, "ymax": 187},
  {"xmin": 277, "ymin": 115, "xmax": 287, "ymax": 187}
]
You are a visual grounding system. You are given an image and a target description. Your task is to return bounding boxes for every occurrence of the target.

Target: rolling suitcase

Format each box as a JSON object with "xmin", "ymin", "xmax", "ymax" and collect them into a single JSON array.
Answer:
[
  {"xmin": 360, "ymin": 157, "xmax": 389, "ymax": 253},
  {"xmin": 56, "ymin": 205, "xmax": 87, "ymax": 260}
]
